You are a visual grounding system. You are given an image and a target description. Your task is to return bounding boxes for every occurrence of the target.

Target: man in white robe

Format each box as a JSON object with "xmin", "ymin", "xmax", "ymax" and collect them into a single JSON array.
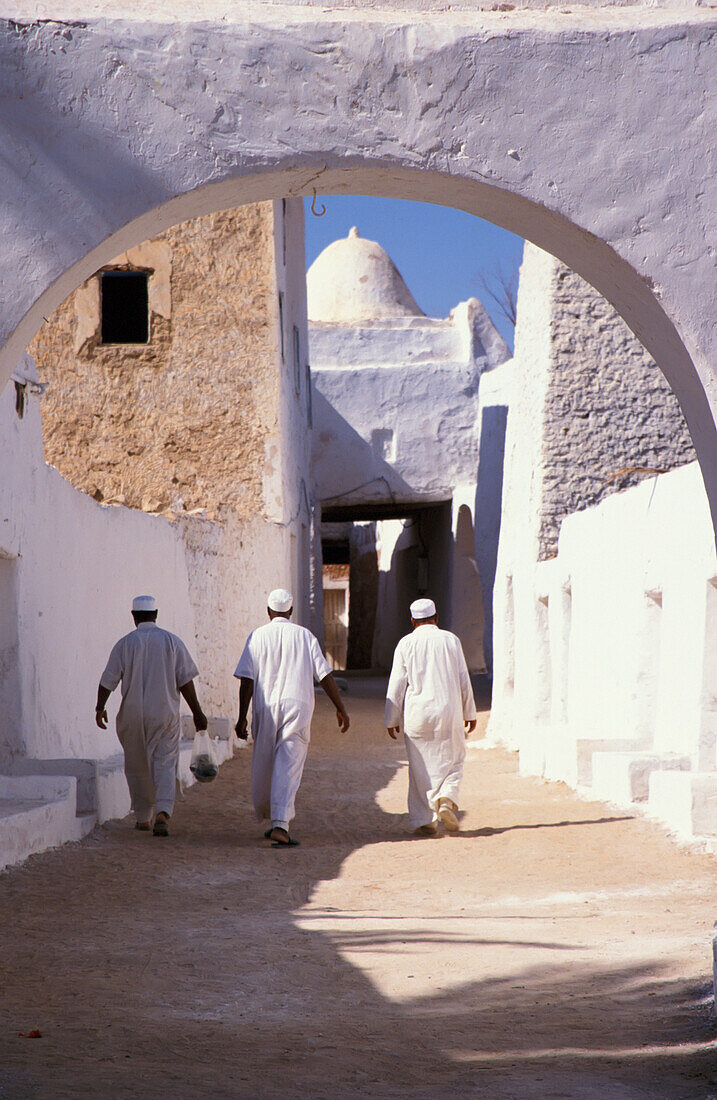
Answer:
[
  {"xmin": 385, "ymin": 598, "xmax": 477, "ymax": 836},
  {"xmin": 235, "ymin": 588, "xmax": 350, "ymax": 847},
  {"xmin": 96, "ymin": 595, "xmax": 207, "ymax": 836}
]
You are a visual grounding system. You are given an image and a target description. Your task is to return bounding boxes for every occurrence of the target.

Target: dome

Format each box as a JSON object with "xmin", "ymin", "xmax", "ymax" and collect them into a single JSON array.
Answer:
[{"xmin": 307, "ymin": 227, "xmax": 425, "ymax": 323}]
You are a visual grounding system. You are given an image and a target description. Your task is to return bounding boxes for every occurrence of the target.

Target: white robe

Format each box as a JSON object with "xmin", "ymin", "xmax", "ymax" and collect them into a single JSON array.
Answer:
[
  {"xmin": 100, "ymin": 623, "xmax": 199, "ymax": 820},
  {"xmin": 234, "ymin": 618, "xmax": 331, "ymax": 826},
  {"xmin": 385, "ymin": 625, "xmax": 476, "ymax": 828}
]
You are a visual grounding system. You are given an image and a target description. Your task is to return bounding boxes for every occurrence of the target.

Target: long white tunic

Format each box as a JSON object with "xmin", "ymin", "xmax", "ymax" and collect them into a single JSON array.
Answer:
[
  {"xmin": 385, "ymin": 625, "xmax": 476, "ymax": 827},
  {"xmin": 101, "ymin": 623, "xmax": 198, "ymax": 820},
  {"xmin": 234, "ymin": 618, "xmax": 331, "ymax": 825}
]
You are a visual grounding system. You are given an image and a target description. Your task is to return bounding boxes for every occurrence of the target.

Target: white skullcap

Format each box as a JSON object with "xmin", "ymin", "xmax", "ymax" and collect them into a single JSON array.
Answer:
[
  {"xmin": 132, "ymin": 595, "xmax": 157, "ymax": 612},
  {"xmin": 268, "ymin": 588, "xmax": 293, "ymax": 613},
  {"xmin": 410, "ymin": 597, "xmax": 436, "ymax": 620}
]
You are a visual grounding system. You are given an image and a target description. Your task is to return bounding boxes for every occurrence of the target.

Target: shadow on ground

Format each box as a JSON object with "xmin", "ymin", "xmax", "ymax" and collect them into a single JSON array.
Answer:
[{"xmin": 0, "ymin": 679, "xmax": 714, "ymax": 1099}]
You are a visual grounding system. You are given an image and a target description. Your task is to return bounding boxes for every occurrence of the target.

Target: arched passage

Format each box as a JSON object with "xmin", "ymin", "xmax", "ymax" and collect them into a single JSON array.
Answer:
[
  {"xmin": 0, "ymin": 10, "xmax": 715, "ymax": 528},
  {"xmin": 5, "ymin": 165, "xmax": 717, "ymax": 527}
]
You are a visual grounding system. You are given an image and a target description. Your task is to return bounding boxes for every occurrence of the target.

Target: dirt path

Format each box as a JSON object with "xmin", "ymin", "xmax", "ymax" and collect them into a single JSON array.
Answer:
[{"xmin": 0, "ymin": 678, "xmax": 716, "ymax": 1099}]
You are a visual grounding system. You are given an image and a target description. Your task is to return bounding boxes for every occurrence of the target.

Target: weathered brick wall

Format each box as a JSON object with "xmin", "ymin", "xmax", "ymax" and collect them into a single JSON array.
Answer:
[
  {"xmin": 538, "ymin": 261, "xmax": 695, "ymax": 558},
  {"xmin": 29, "ymin": 204, "xmax": 279, "ymax": 521}
]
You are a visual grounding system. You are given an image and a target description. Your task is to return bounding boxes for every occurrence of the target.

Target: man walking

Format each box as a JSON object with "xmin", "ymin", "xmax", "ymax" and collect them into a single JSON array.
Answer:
[
  {"xmin": 385, "ymin": 598, "xmax": 477, "ymax": 836},
  {"xmin": 235, "ymin": 588, "xmax": 350, "ymax": 847},
  {"xmin": 96, "ymin": 595, "xmax": 207, "ymax": 836}
]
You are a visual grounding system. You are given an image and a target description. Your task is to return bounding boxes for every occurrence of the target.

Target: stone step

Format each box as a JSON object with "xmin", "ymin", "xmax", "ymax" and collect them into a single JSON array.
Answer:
[
  {"xmin": 11, "ymin": 719, "xmax": 236, "ymax": 821},
  {"xmin": 591, "ymin": 751, "xmax": 692, "ymax": 805},
  {"xmin": 11, "ymin": 757, "xmax": 101, "ymax": 815},
  {"xmin": 648, "ymin": 770, "xmax": 717, "ymax": 842},
  {"xmin": 518, "ymin": 723, "xmax": 649, "ymax": 788},
  {"xmin": 1, "ymin": 733, "xmax": 236, "ymax": 873},
  {"xmin": 0, "ymin": 775, "xmax": 86, "ymax": 872}
]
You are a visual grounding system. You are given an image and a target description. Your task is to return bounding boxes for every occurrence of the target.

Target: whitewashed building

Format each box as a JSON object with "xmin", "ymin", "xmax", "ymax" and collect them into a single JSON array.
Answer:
[{"xmin": 309, "ymin": 227, "xmax": 509, "ymax": 671}]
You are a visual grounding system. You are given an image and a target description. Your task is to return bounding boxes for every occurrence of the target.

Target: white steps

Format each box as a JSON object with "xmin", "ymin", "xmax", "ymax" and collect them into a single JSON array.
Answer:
[
  {"xmin": 648, "ymin": 770, "xmax": 717, "ymax": 846},
  {"xmin": 0, "ymin": 775, "xmax": 90, "ymax": 872},
  {"xmin": 592, "ymin": 751, "xmax": 692, "ymax": 804},
  {"xmin": 1, "ymin": 720, "xmax": 236, "ymax": 872}
]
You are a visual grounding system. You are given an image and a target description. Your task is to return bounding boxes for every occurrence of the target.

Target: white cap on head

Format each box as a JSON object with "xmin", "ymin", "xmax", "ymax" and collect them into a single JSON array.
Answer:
[
  {"xmin": 410, "ymin": 597, "xmax": 436, "ymax": 621},
  {"xmin": 268, "ymin": 588, "xmax": 293, "ymax": 613},
  {"xmin": 132, "ymin": 595, "xmax": 157, "ymax": 612}
]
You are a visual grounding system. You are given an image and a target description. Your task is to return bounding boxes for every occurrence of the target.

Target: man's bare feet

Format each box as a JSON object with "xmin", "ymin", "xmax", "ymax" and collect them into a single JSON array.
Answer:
[{"xmin": 153, "ymin": 812, "xmax": 170, "ymax": 837}]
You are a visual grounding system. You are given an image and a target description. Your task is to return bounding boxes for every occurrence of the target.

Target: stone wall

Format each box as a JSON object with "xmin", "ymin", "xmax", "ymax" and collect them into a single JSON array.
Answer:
[
  {"xmin": 29, "ymin": 203, "xmax": 279, "ymax": 522},
  {"xmin": 537, "ymin": 255, "xmax": 695, "ymax": 559}
]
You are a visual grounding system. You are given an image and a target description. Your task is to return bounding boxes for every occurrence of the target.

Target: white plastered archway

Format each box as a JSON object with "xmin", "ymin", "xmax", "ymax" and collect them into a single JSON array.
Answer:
[{"xmin": 0, "ymin": 7, "xmax": 715, "ymax": 528}]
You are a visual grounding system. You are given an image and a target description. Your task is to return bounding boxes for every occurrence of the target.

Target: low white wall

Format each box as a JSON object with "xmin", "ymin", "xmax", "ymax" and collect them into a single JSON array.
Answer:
[
  {"xmin": 489, "ymin": 461, "xmax": 717, "ymax": 841},
  {"xmin": 0, "ymin": 357, "xmax": 199, "ymax": 764},
  {"xmin": 0, "ymin": 357, "xmax": 301, "ymax": 769}
]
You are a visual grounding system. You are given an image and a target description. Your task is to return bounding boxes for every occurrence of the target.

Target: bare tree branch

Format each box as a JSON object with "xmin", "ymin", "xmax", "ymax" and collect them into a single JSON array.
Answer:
[{"xmin": 475, "ymin": 261, "xmax": 519, "ymax": 333}]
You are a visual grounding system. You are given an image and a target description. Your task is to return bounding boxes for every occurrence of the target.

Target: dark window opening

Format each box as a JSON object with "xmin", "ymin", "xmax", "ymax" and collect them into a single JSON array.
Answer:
[{"xmin": 101, "ymin": 271, "xmax": 149, "ymax": 344}]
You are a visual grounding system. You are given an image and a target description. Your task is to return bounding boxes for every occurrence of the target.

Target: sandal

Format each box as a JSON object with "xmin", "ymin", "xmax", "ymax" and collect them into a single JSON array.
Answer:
[{"xmin": 269, "ymin": 827, "xmax": 300, "ymax": 848}]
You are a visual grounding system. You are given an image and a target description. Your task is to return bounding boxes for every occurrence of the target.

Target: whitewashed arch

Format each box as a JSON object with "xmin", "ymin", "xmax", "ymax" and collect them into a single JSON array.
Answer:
[{"xmin": 1, "ymin": 8, "xmax": 715, "ymax": 524}]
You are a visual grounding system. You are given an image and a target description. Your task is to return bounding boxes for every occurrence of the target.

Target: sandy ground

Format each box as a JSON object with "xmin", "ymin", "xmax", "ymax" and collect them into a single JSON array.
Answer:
[{"xmin": 0, "ymin": 677, "xmax": 716, "ymax": 1099}]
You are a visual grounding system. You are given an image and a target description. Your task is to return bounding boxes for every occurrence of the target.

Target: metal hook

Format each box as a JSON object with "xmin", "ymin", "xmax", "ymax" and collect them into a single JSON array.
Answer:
[{"xmin": 310, "ymin": 189, "xmax": 326, "ymax": 217}]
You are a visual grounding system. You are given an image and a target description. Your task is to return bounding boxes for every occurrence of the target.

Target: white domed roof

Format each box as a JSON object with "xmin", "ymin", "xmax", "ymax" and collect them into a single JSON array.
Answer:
[{"xmin": 307, "ymin": 227, "xmax": 424, "ymax": 323}]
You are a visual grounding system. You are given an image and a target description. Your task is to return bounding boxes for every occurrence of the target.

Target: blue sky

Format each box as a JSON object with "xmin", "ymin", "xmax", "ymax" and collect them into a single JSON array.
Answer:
[{"xmin": 303, "ymin": 195, "xmax": 525, "ymax": 349}]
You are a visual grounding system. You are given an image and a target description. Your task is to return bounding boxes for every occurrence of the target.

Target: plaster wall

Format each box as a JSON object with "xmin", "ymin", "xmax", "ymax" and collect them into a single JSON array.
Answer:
[
  {"xmin": 178, "ymin": 509, "xmax": 302, "ymax": 714},
  {"xmin": 0, "ymin": 358, "xmax": 198, "ymax": 764},
  {"xmin": 490, "ymin": 246, "xmax": 554, "ymax": 732},
  {"xmin": 312, "ymin": 302, "xmax": 508, "ymax": 510},
  {"xmin": 475, "ymin": 358, "xmax": 513, "ymax": 670},
  {"xmin": 311, "ymin": 317, "xmax": 478, "ymax": 369},
  {"xmin": 271, "ymin": 198, "xmax": 313, "ymax": 624},
  {"xmin": 217, "ymin": 1, "xmax": 698, "ymax": 9}
]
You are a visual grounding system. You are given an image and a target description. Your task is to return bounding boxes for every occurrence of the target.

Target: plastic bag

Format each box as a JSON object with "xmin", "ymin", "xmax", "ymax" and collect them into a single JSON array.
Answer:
[{"xmin": 189, "ymin": 730, "xmax": 219, "ymax": 783}]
